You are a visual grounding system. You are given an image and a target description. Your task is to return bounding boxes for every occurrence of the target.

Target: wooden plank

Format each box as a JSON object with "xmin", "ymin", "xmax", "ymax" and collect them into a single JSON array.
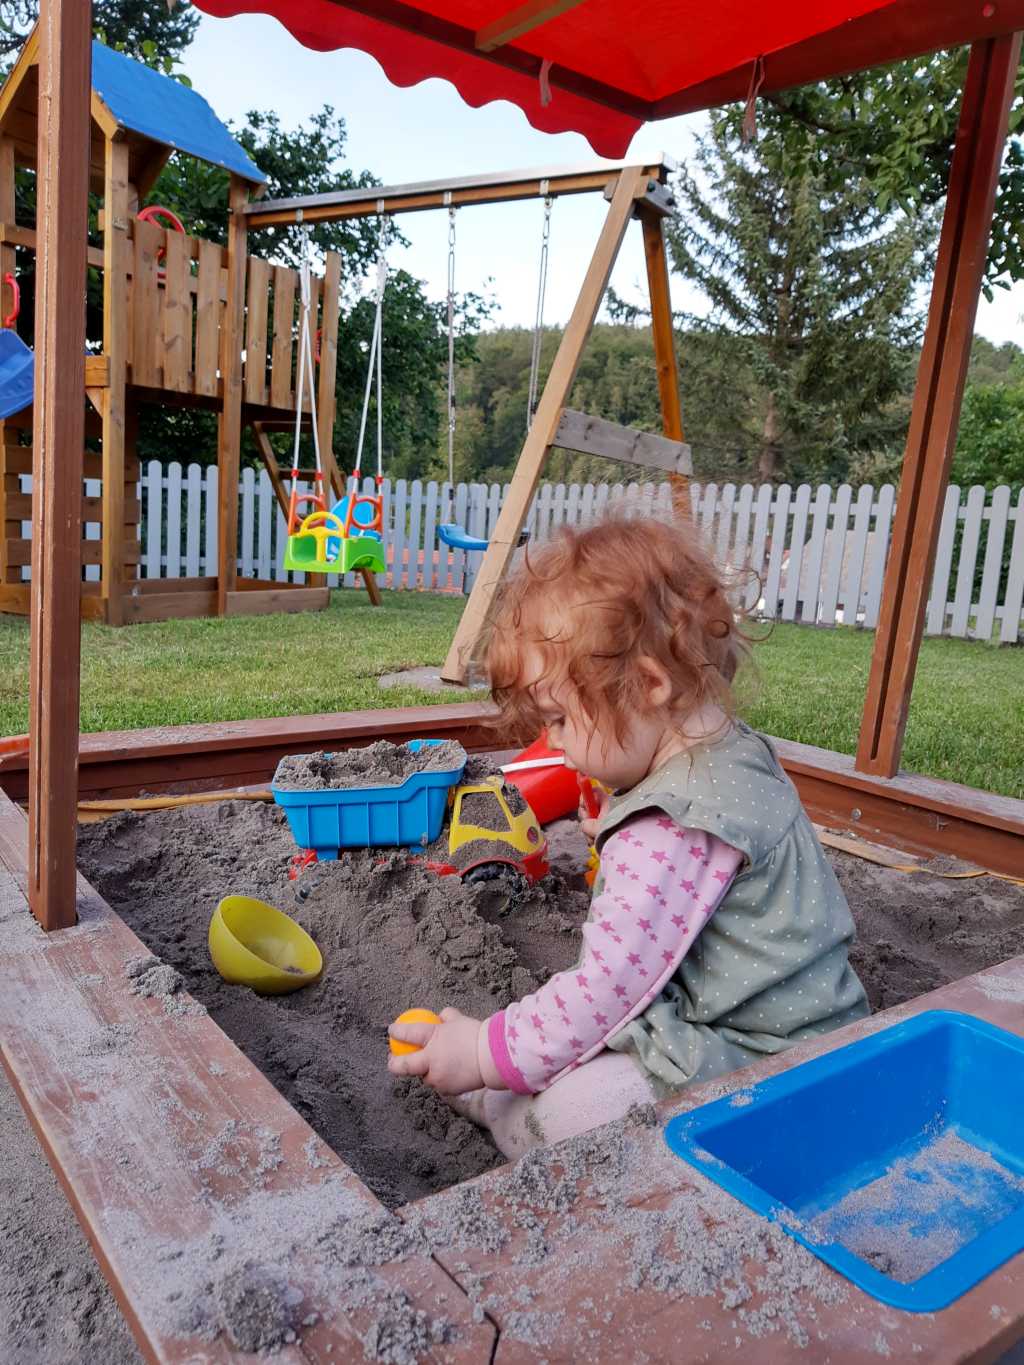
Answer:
[
  {"xmin": 551, "ymin": 408, "xmax": 692, "ymax": 475},
  {"xmin": 640, "ymin": 208, "xmax": 688, "ymax": 516},
  {"xmin": 257, "ymin": 468, "xmax": 274, "ymax": 579},
  {"xmin": 5, "ymin": 491, "xmax": 140, "ymax": 523},
  {"xmin": 100, "ymin": 139, "xmax": 130, "ymax": 623},
  {"xmin": 165, "ymin": 462, "xmax": 182, "ymax": 578},
  {"xmin": 244, "ymin": 255, "xmax": 271, "ymax": 404},
  {"xmin": 250, "ymin": 420, "xmax": 290, "ymax": 519},
  {"xmin": 973, "ymin": 484, "xmax": 1009, "ymax": 641},
  {"xmin": 239, "ymin": 465, "xmax": 256, "ymax": 579},
  {"xmin": 216, "ymin": 177, "xmax": 248, "ymax": 614},
  {"xmin": 130, "ymin": 216, "xmax": 161, "ymax": 390},
  {"xmin": 422, "ymin": 480, "xmax": 439, "ymax": 590},
  {"xmin": 925, "ymin": 483, "xmax": 960, "ymax": 635},
  {"xmin": 416, "ymin": 956, "xmax": 1024, "ymax": 1365},
  {"xmin": 245, "ymin": 162, "xmax": 670, "ymax": 228},
  {"xmin": 863, "ymin": 483, "xmax": 895, "ymax": 630},
  {"xmin": 762, "ymin": 483, "xmax": 790, "ymax": 618},
  {"xmin": 184, "ymin": 463, "xmax": 202, "ymax": 578},
  {"xmin": 160, "ymin": 225, "xmax": 190, "ymax": 391},
  {"xmin": 317, "ymin": 251, "xmax": 342, "ymax": 477},
  {"xmin": 143, "ymin": 460, "xmax": 161, "ymax": 579},
  {"xmin": 1, "ymin": 447, "xmax": 136, "ymax": 480},
  {"xmin": 442, "ymin": 166, "xmax": 649, "ymax": 682},
  {"xmin": 475, "ymin": 0, "xmax": 589, "ymax": 50},
  {"xmin": 0, "ymin": 793, "xmax": 494, "ymax": 1364},
  {"xmin": 857, "ymin": 35, "xmax": 1022, "ymax": 775},
  {"xmin": 0, "ymin": 219, "xmax": 105, "ymax": 270},
  {"xmin": 951, "ymin": 484, "xmax": 985, "ymax": 636},
  {"xmin": 818, "ymin": 483, "xmax": 850, "ymax": 626},
  {"xmin": 121, "ymin": 586, "xmax": 218, "ymax": 623},
  {"xmin": 27, "ymin": 0, "xmax": 91, "ymax": 931},
  {"xmin": 1000, "ymin": 488, "xmax": 1024, "ymax": 644},
  {"xmin": 225, "ymin": 586, "xmax": 330, "ymax": 617},
  {"xmin": 193, "ymin": 237, "xmax": 221, "ymax": 399},
  {"xmin": 269, "ymin": 265, "xmax": 296, "ymax": 412},
  {"xmin": 842, "ymin": 483, "xmax": 874, "ymax": 624},
  {"xmin": 800, "ymin": 483, "xmax": 831, "ymax": 623},
  {"xmin": 780, "ymin": 483, "xmax": 811, "ymax": 621}
]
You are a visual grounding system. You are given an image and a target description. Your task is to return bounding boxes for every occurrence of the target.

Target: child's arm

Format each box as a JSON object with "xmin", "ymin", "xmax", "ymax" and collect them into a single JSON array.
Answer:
[{"xmin": 485, "ymin": 813, "xmax": 743, "ymax": 1094}]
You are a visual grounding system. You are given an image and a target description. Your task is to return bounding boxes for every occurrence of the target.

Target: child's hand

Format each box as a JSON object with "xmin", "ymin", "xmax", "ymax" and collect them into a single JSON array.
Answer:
[
  {"xmin": 578, "ymin": 779, "xmax": 608, "ymax": 842},
  {"xmin": 387, "ymin": 1007, "xmax": 485, "ymax": 1094}
]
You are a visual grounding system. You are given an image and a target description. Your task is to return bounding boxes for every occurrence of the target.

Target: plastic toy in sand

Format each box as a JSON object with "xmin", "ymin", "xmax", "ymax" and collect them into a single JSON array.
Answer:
[
  {"xmin": 388, "ymin": 1007, "xmax": 441, "ymax": 1055},
  {"xmin": 209, "ymin": 895, "xmax": 323, "ymax": 994}
]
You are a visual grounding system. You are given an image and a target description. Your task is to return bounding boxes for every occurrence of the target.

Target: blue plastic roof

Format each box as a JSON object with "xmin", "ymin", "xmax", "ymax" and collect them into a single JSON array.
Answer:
[{"xmin": 90, "ymin": 41, "xmax": 266, "ymax": 184}]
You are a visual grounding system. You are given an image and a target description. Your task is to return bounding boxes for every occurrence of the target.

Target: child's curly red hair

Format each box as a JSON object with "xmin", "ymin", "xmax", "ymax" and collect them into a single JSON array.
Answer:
[{"xmin": 480, "ymin": 512, "xmax": 753, "ymax": 745}]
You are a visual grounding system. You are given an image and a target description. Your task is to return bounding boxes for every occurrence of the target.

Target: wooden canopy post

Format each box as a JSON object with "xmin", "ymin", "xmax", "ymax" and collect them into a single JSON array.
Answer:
[
  {"xmin": 216, "ymin": 174, "xmax": 248, "ymax": 615},
  {"xmin": 441, "ymin": 165, "xmax": 648, "ymax": 682},
  {"xmin": 855, "ymin": 34, "xmax": 1021, "ymax": 778},
  {"xmin": 27, "ymin": 0, "xmax": 92, "ymax": 930}
]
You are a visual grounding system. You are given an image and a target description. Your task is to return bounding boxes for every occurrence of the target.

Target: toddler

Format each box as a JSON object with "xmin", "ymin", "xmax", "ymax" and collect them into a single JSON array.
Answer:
[{"xmin": 389, "ymin": 514, "xmax": 868, "ymax": 1155}]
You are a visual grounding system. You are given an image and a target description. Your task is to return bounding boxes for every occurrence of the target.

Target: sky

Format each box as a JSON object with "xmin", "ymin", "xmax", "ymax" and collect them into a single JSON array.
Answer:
[{"xmin": 184, "ymin": 10, "xmax": 1024, "ymax": 347}]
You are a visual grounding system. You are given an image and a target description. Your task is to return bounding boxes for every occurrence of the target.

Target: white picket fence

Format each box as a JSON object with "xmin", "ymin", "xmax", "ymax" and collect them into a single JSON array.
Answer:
[{"xmin": 9, "ymin": 464, "xmax": 1024, "ymax": 642}]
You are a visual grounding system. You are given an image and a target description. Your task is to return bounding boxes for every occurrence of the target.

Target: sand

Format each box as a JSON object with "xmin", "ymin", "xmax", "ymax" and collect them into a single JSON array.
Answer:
[
  {"xmin": 804, "ymin": 1130, "xmax": 1024, "ymax": 1284},
  {"xmin": 3, "ymin": 790, "xmax": 1023, "ymax": 1361},
  {"xmin": 272, "ymin": 739, "xmax": 467, "ymax": 791}
]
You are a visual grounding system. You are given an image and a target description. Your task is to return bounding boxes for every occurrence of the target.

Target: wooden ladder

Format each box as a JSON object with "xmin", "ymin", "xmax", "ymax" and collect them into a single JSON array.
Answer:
[{"xmin": 250, "ymin": 419, "xmax": 382, "ymax": 606}]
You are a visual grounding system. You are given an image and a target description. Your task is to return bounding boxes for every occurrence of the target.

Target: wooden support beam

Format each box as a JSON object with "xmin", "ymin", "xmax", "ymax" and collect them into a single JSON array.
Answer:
[
  {"xmin": 640, "ymin": 207, "xmax": 688, "ymax": 515},
  {"xmin": 441, "ymin": 166, "xmax": 648, "ymax": 683},
  {"xmin": 100, "ymin": 138, "xmax": 129, "ymax": 625},
  {"xmin": 856, "ymin": 35, "xmax": 1021, "ymax": 778},
  {"xmin": 216, "ymin": 176, "xmax": 248, "ymax": 615},
  {"xmin": 475, "ymin": 0, "xmax": 590, "ymax": 51},
  {"xmin": 551, "ymin": 409, "xmax": 691, "ymax": 474},
  {"xmin": 245, "ymin": 161, "xmax": 670, "ymax": 229},
  {"xmin": 27, "ymin": 0, "xmax": 91, "ymax": 932}
]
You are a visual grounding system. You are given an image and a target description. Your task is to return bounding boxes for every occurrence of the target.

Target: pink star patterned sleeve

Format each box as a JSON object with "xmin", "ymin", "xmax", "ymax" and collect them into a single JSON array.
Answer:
[{"xmin": 486, "ymin": 813, "xmax": 743, "ymax": 1094}]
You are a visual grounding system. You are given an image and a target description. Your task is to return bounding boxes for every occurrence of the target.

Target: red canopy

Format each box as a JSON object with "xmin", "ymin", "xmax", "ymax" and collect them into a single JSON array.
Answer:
[{"xmin": 193, "ymin": 0, "xmax": 1024, "ymax": 157}]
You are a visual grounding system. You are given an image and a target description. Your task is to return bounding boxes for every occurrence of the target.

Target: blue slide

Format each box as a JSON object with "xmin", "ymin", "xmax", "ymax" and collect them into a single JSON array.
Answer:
[{"xmin": 0, "ymin": 330, "xmax": 34, "ymax": 420}]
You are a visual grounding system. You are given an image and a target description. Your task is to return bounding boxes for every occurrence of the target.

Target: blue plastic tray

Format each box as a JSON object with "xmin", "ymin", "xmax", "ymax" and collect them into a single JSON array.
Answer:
[
  {"xmin": 271, "ymin": 738, "xmax": 465, "ymax": 859},
  {"xmin": 665, "ymin": 1011, "xmax": 1024, "ymax": 1311}
]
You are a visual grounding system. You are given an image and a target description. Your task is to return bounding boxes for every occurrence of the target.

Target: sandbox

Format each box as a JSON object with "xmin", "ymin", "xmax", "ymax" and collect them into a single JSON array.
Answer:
[{"xmin": 74, "ymin": 749, "xmax": 1024, "ymax": 1211}]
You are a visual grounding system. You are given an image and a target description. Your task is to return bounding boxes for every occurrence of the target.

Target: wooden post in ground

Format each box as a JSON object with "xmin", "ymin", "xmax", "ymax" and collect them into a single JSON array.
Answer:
[
  {"xmin": 101, "ymin": 137, "xmax": 129, "ymax": 625},
  {"xmin": 639, "ymin": 206, "xmax": 687, "ymax": 516},
  {"xmin": 441, "ymin": 165, "xmax": 648, "ymax": 682},
  {"xmin": 216, "ymin": 175, "xmax": 248, "ymax": 615},
  {"xmin": 855, "ymin": 34, "xmax": 1021, "ymax": 778},
  {"xmin": 27, "ymin": 0, "xmax": 91, "ymax": 931}
]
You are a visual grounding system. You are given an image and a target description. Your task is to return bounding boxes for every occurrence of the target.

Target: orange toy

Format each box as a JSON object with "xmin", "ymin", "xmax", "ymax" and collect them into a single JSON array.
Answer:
[{"xmin": 389, "ymin": 1008, "xmax": 441, "ymax": 1055}]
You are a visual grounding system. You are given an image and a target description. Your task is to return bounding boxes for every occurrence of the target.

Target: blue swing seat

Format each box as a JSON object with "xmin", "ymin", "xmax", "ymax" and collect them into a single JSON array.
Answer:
[
  {"xmin": 0, "ymin": 330, "xmax": 35, "ymax": 421},
  {"xmin": 438, "ymin": 523, "xmax": 530, "ymax": 553}
]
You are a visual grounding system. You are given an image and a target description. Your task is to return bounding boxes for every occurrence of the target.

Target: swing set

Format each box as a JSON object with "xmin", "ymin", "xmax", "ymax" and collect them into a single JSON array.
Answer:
[{"xmin": 246, "ymin": 160, "xmax": 692, "ymax": 617}]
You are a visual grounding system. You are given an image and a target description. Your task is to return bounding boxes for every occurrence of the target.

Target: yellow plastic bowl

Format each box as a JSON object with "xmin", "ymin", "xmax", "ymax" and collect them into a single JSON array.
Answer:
[{"xmin": 209, "ymin": 895, "xmax": 323, "ymax": 995}]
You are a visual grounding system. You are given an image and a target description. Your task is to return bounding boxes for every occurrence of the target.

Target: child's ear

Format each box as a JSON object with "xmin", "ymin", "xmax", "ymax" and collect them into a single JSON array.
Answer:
[{"xmin": 636, "ymin": 655, "xmax": 673, "ymax": 709}]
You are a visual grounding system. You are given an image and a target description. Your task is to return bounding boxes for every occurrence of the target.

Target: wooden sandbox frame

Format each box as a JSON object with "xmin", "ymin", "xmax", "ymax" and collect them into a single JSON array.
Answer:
[{"xmin": 3, "ymin": 0, "xmax": 1024, "ymax": 1360}]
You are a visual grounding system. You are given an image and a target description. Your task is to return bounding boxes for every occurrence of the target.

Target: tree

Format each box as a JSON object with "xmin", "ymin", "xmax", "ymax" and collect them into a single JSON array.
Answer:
[
  {"xmin": 0, "ymin": 0, "xmax": 198, "ymax": 65},
  {"xmin": 736, "ymin": 50, "xmax": 1024, "ymax": 292},
  {"xmin": 664, "ymin": 122, "xmax": 931, "ymax": 483},
  {"xmin": 950, "ymin": 380, "xmax": 1024, "ymax": 492}
]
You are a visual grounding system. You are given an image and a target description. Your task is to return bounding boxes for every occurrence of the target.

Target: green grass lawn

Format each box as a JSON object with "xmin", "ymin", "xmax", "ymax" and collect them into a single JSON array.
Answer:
[{"xmin": 0, "ymin": 592, "xmax": 1021, "ymax": 797}]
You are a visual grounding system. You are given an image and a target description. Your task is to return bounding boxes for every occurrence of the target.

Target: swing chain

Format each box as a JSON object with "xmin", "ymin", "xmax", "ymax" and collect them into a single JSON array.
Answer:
[
  {"xmin": 446, "ymin": 204, "xmax": 457, "ymax": 490},
  {"xmin": 527, "ymin": 192, "xmax": 553, "ymax": 430}
]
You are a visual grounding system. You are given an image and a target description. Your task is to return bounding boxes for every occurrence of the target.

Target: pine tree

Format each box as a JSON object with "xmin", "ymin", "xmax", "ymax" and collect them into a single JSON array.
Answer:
[{"xmin": 666, "ymin": 123, "xmax": 932, "ymax": 483}]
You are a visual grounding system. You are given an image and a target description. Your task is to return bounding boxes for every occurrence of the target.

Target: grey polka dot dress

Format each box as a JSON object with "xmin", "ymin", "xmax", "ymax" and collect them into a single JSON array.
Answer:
[{"xmin": 598, "ymin": 723, "xmax": 870, "ymax": 1093}]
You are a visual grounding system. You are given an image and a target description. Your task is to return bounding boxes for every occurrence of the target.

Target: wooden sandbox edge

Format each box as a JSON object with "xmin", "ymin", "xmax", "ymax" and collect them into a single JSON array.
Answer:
[
  {"xmin": 0, "ymin": 702, "xmax": 1020, "ymax": 877},
  {"xmin": 0, "ymin": 790, "xmax": 496, "ymax": 1364},
  {"xmin": 414, "ymin": 960, "xmax": 1024, "ymax": 1365}
]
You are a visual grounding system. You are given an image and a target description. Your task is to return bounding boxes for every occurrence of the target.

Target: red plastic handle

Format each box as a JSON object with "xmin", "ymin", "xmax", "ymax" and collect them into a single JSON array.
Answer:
[
  {"xmin": 578, "ymin": 775, "xmax": 602, "ymax": 820},
  {"xmin": 137, "ymin": 204, "xmax": 186, "ymax": 235},
  {"xmin": 3, "ymin": 272, "xmax": 19, "ymax": 328}
]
